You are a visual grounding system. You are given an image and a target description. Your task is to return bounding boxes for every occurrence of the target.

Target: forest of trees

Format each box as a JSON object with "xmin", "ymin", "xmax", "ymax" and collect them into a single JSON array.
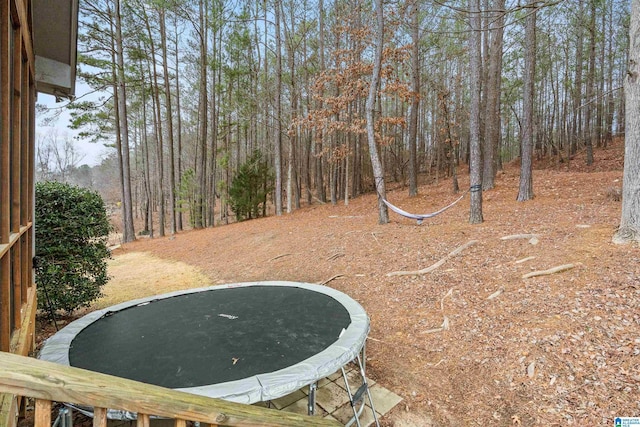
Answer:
[{"xmin": 41, "ymin": 0, "xmax": 630, "ymax": 241}]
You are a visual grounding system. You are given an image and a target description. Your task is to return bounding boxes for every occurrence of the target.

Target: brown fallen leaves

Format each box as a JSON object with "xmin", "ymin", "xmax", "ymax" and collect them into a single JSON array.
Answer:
[{"xmin": 107, "ymin": 140, "xmax": 638, "ymax": 426}]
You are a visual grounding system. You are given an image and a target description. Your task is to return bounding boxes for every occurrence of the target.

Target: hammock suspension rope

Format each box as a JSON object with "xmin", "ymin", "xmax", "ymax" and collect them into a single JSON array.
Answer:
[{"xmin": 381, "ymin": 184, "xmax": 481, "ymax": 225}]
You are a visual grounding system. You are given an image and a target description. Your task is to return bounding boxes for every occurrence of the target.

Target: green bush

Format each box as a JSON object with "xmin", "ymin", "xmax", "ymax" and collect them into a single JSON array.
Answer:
[
  {"xmin": 229, "ymin": 150, "xmax": 274, "ymax": 221},
  {"xmin": 35, "ymin": 181, "xmax": 111, "ymax": 313}
]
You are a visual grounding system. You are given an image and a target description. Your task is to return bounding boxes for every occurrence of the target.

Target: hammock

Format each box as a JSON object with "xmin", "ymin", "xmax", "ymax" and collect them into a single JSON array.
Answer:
[{"xmin": 381, "ymin": 192, "xmax": 466, "ymax": 225}]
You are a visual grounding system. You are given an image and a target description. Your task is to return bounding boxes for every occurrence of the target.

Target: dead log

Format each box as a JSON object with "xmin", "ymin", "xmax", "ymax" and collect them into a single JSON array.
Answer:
[
  {"xmin": 522, "ymin": 263, "xmax": 575, "ymax": 279},
  {"xmin": 387, "ymin": 240, "xmax": 478, "ymax": 277},
  {"xmin": 268, "ymin": 253, "xmax": 292, "ymax": 262},
  {"xmin": 317, "ymin": 274, "xmax": 344, "ymax": 285},
  {"xmin": 501, "ymin": 234, "xmax": 538, "ymax": 240}
]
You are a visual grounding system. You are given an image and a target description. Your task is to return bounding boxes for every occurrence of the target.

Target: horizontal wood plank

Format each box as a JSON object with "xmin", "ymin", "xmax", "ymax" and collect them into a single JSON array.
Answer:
[
  {"xmin": 0, "ymin": 352, "xmax": 341, "ymax": 427},
  {"xmin": 0, "ymin": 224, "xmax": 31, "ymax": 259}
]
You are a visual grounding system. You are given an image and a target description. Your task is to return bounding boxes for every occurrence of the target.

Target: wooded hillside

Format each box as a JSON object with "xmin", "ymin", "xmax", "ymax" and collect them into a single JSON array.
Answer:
[
  {"xmin": 101, "ymin": 137, "xmax": 634, "ymax": 426},
  {"xmin": 39, "ymin": 0, "xmax": 630, "ymax": 240}
]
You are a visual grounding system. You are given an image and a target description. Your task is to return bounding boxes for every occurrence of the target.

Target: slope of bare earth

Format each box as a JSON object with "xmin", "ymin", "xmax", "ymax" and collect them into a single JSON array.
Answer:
[{"xmin": 109, "ymin": 141, "xmax": 638, "ymax": 426}]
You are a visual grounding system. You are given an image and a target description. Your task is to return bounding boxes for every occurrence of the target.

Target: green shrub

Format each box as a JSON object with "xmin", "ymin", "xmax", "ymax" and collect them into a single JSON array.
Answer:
[
  {"xmin": 177, "ymin": 167, "xmax": 201, "ymax": 227},
  {"xmin": 35, "ymin": 181, "xmax": 111, "ymax": 313},
  {"xmin": 229, "ymin": 150, "xmax": 274, "ymax": 221}
]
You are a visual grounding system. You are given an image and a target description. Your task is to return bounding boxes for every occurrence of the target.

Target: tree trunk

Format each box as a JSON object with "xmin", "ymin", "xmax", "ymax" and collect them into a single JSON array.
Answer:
[
  {"xmin": 159, "ymin": 7, "xmax": 176, "ymax": 235},
  {"xmin": 195, "ymin": 0, "xmax": 208, "ymax": 228},
  {"xmin": 440, "ymin": 91, "xmax": 459, "ymax": 193},
  {"xmin": 604, "ymin": 1, "xmax": 615, "ymax": 147},
  {"xmin": 613, "ymin": 0, "xmax": 640, "ymax": 244},
  {"xmin": 468, "ymin": 0, "xmax": 483, "ymax": 223},
  {"xmin": 143, "ymin": 5, "xmax": 165, "ymax": 237},
  {"xmin": 315, "ymin": 0, "xmax": 326, "ymax": 203},
  {"xmin": 572, "ymin": 0, "xmax": 584, "ymax": 155},
  {"xmin": 286, "ymin": 3, "xmax": 298, "ymax": 214},
  {"xmin": 174, "ymin": 16, "xmax": 183, "ymax": 231},
  {"xmin": 584, "ymin": 0, "xmax": 596, "ymax": 165},
  {"xmin": 114, "ymin": 0, "xmax": 136, "ymax": 241},
  {"xmin": 482, "ymin": 0, "xmax": 505, "ymax": 190},
  {"xmin": 517, "ymin": 3, "xmax": 537, "ymax": 202},
  {"xmin": 407, "ymin": 0, "xmax": 419, "ymax": 197},
  {"xmin": 367, "ymin": 0, "xmax": 388, "ymax": 224},
  {"xmin": 138, "ymin": 45, "xmax": 153, "ymax": 238},
  {"xmin": 274, "ymin": 0, "xmax": 283, "ymax": 215}
]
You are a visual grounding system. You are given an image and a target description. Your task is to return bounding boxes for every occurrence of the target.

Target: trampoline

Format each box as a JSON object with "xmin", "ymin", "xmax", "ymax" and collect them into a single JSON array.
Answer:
[{"xmin": 39, "ymin": 281, "xmax": 377, "ymax": 424}]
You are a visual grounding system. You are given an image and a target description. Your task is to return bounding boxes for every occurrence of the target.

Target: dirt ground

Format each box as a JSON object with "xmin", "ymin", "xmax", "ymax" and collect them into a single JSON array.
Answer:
[{"xmin": 100, "ymin": 140, "xmax": 639, "ymax": 426}]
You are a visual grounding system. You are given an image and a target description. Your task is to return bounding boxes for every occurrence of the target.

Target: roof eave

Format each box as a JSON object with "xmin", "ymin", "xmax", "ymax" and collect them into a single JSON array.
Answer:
[{"xmin": 33, "ymin": 0, "xmax": 79, "ymax": 101}]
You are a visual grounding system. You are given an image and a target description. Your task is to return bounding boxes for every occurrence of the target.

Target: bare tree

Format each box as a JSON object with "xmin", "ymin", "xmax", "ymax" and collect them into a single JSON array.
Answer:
[
  {"xmin": 36, "ymin": 134, "xmax": 53, "ymax": 182},
  {"xmin": 613, "ymin": 0, "xmax": 640, "ymax": 244},
  {"xmin": 482, "ymin": 0, "xmax": 505, "ymax": 190},
  {"xmin": 195, "ymin": 0, "xmax": 208, "ymax": 228},
  {"xmin": 114, "ymin": 0, "xmax": 136, "ymax": 242},
  {"xmin": 141, "ymin": 3, "xmax": 166, "ymax": 237},
  {"xmin": 367, "ymin": 0, "xmax": 389, "ymax": 224},
  {"xmin": 35, "ymin": 131, "xmax": 83, "ymax": 183},
  {"xmin": 407, "ymin": 0, "xmax": 420, "ymax": 197},
  {"xmin": 468, "ymin": 0, "xmax": 483, "ymax": 223},
  {"xmin": 159, "ymin": 6, "xmax": 177, "ymax": 235},
  {"xmin": 274, "ymin": 0, "xmax": 284, "ymax": 216},
  {"xmin": 584, "ymin": 0, "xmax": 597, "ymax": 165},
  {"xmin": 316, "ymin": 0, "xmax": 326, "ymax": 203},
  {"xmin": 517, "ymin": 2, "xmax": 537, "ymax": 202},
  {"xmin": 51, "ymin": 135, "xmax": 84, "ymax": 182}
]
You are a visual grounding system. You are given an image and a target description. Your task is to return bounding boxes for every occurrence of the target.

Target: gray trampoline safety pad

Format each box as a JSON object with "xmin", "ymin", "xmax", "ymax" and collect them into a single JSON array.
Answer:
[{"xmin": 39, "ymin": 281, "xmax": 372, "ymax": 420}]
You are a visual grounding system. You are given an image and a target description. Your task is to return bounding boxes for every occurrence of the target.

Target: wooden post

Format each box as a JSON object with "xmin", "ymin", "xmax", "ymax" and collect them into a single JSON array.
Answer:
[
  {"xmin": 0, "ymin": 0, "xmax": 13, "ymax": 354},
  {"xmin": 93, "ymin": 407, "xmax": 108, "ymax": 427},
  {"xmin": 137, "ymin": 412, "xmax": 150, "ymax": 427},
  {"xmin": 0, "ymin": 286, "xmax": 36, "ymax": 427},
  {"xmin": 174, "ymin": 419, "xmax": 188, "ymax": 427},
  {"xmin": 34, "ymin": 399, "xmax": 51, "ymax": 427},
  {"xmin": 20, "ymin": 28, "xmax": 29, "ymax": 304},
  {"xmin": 27, "ymin": 74, "xmax": 35, "ymax": 290},
  {"xmin": 11, "ymin": 10, "xmax": 21, "ymax": 236}
]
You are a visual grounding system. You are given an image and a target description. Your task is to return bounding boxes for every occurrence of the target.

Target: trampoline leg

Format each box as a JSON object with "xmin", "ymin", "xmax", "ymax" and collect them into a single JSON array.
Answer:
[
  {"xmin": 342, "ymin": 351, "xmax": 380, "ymax": 427},
  {"xmin": 55, "ymin": 407, "xmax": 72, "ymax": 427},
  {"xmin": 308, "ymin": 382, "xmax": 317, "ymax": 415}
]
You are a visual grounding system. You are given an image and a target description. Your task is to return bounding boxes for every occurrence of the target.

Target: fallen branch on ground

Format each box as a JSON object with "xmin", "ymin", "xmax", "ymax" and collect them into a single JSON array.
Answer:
[
  {"xmin": 487, "ymin": 287, "xmax": 504, "ymax": 300},
  {"xmin": 522, "ymin": 263, "xmax": 575, "ymax": 279},
  {"xmin": 440, "ymin": 288, "xmax": 453, "ymax": 311},
  {"xmin": 367, "ymin": 336, "xmax": 444, "ymax": 353},
  {"xmin": 387, "ymin": 240, "xmax": 478, "ymax": 277},
  {"xmin": 317, "ymin": 274, "xmax": 344, "ymax": 285},
  {"xmin": 515, "ymin": 256, "xmax": 536, "ymax": 264},
  {"xmin": 421, "ymin": 316, "xmax": 450, "ymax": 334},
  {"xmin": 501, "ymin": 234, "xmax": 538, "ymax": 240},
  {"xmin": 269, "ymin": 253, "xmax": 292, "ymax": 261}
]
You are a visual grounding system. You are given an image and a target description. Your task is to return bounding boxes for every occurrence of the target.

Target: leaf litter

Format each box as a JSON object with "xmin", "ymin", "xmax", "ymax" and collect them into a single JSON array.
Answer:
[{"xmin": 97, "ymin": 140, "xmax": 638, "ymax": 426}]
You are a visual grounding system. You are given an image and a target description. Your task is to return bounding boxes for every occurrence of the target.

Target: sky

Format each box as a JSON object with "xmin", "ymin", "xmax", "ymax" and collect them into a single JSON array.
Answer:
[{"xmin": 36, "ymin": 87, "xmax": 112, "ymax": 168}]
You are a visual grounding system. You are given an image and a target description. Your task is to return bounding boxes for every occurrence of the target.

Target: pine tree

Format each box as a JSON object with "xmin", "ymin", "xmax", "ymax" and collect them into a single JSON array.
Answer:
[{"xmin": 228, "ymin": 150, "xmax": 274, "ymax": 221}]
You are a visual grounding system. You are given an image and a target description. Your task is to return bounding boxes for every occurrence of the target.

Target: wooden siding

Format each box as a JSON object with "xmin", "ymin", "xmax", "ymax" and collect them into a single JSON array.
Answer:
[
  {"xmin": 0, "ymin": 0, "xmax": 35, "ymax": 350},
  {"xmin": 0, "ymin": 0, "xmax": 36, "ymax": 426}
]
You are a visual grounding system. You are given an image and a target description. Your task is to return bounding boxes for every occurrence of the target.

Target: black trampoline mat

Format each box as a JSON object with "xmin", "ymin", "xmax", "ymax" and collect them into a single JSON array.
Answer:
[{"xmin": 69, "ymin": 285, "xmax": 352, "ymax": 388}]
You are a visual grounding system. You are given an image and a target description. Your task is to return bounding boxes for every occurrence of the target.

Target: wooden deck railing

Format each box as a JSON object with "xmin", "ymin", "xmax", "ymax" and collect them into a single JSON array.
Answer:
[{"xmin": 0, "ymin": 352, "xmax": 340, "ymax": 427}]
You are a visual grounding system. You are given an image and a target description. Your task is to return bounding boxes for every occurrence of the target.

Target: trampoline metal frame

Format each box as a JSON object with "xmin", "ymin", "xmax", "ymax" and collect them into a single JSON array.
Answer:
[
  {"xmin": 39, "ymin": 281, "xmax": 378, "ymax": 425},
  {"xmin": 301, "ymin": 341, "xmax": 379, "ymax": 427}
]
